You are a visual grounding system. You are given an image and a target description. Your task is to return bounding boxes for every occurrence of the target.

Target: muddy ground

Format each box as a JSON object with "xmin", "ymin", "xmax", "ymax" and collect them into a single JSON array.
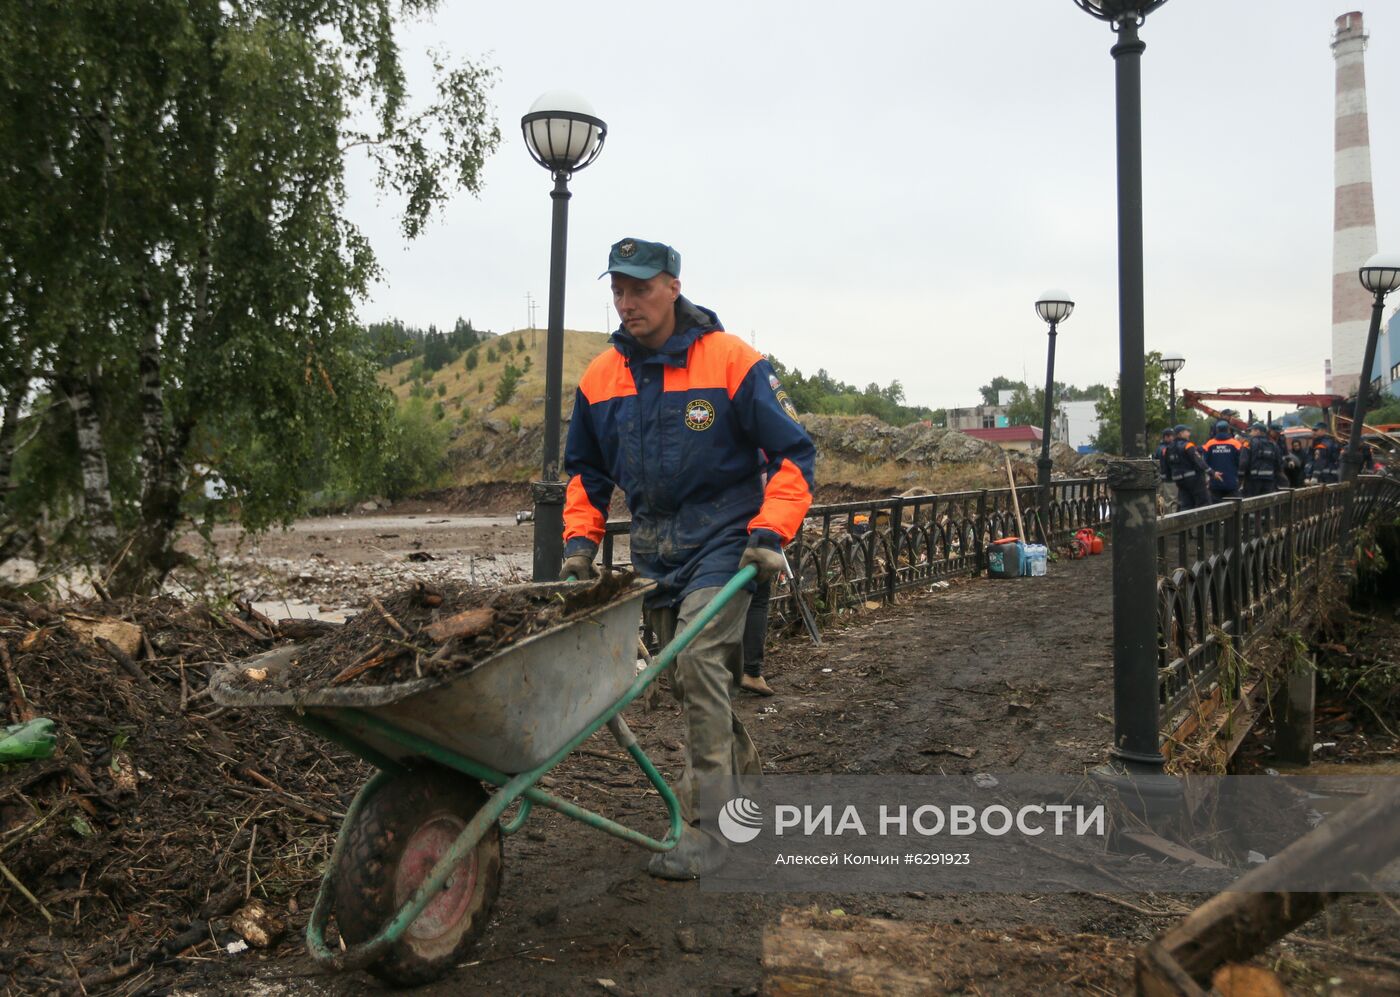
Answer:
[{"xmin": 6, "ymin": 517, "xmax": 1400, "ymax": 995}]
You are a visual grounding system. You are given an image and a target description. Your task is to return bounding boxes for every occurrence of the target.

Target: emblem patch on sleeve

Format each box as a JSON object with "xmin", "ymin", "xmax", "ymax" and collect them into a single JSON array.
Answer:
[
  {"xmin": 775, "ymin": 389, "xmax": 799, "ymax": 421},
  {"xmin": 684, "ymin": 398, "xmax": 716, "ymax": 431}
]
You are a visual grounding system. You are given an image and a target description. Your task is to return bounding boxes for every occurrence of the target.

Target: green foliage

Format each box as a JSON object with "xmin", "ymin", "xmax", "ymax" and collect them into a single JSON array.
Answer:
[
  {"xmin": 514, "ymin": 337, "xmax": 525, "ymax": 353},
  {"xmin": 379, "ymin": 398, "xmax": 451, "ymax": 499},
  {"xmin": 1365, "ymin": 397, "xmax": 1400, "ymax": 426},
  {"xmin": 509, "ymin": 414, "xmax": 522, "ymax": 432},
  {"xmin": 436, "ymin": 382, "xmax": 447, "ymax": 397},
  {"xmin": 477, "ymin": 379, "xmax": 485, "ymax": 395},
  {"xmin": 432, "ymin": 401, "xmax": 445, "ymax": 420},
  {"xmin": 766, "ymin": 358, "xmax": 938, "ymax": 427},
  {"xmin": 465, "ymin": 347, "xmax": 479, "ymax": 371},
  {"xmin": 979, "ymin": 376, "xmax": 1027, "ymax": 406},
  {"xmin": 486, "ymin": 347, "xmax": 498, "ymax": 364},
  {"xmin": 1091, "ymin": 352, "xmax": 1210, "ymax": 453},
  {"xmin": 459, "ymin": 405, "xmax": 471, "ymax": 422},
  {"xmin": 0, "ymin": 0, "xmax": 500, "ymax": 586},
  {"xmin": 494, "ymin": 362, "xmax": 522, "ymax": 406},
  {"xmin": 522, "ymin": 355, "xmax": 532, "ymax": 372}
]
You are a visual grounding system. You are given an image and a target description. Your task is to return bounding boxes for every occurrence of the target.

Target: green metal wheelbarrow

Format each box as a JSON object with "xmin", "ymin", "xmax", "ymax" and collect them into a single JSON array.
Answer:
[{"xmin": 210, "ymin": 566, "xmax": 755, "ymax": 986}]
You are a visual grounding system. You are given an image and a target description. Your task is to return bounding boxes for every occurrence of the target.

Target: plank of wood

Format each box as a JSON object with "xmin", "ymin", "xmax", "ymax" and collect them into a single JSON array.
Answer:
[
  {"xmin": 1149, "ymin": 786, "xmax": 1400, "ymax": 986},
  {"xmin": 424, "ymin": 607, "xmax": 496, "ymax": 643},
  {"xmin": 1119, "ymin": 830, "xmax": 1226, "ymax": 870}
]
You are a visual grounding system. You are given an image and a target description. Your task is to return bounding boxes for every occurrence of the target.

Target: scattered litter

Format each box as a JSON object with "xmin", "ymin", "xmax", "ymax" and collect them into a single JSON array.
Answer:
[
  {"xmin": 922, "ymin": 745, "xmax": 978, "ymax": 759},
  {"xmin": 596, "ymin": 980, "xmax": 617, "ymax": 991},
  {"xmin": 1246, "ymin": 850, "xmax": 1267, "ymax": 865},
  {"xmin": 0, "ymin": 718, "xmax": 57, "ymax": 762},
  {"xmin": 821, "ymin": 667, "xmax": 833, "ymax": 673},
  {"xmin": 973, "ymin": 773, "xmax": 999, "ymax": 789},
  {"xmin": 225, "ymin": 939, "xmax": 249, "ymax": 956},
  {"xmin": 930, "ymin": 581, "xmax": 951, "ymax": 589},
  {"xmin": 1007, "ymin": 701, "xmax": 1033, "ymax": 716},
  {"xmin": 231, "ymin": 900, "xmax": 286, "ymax": 948}
]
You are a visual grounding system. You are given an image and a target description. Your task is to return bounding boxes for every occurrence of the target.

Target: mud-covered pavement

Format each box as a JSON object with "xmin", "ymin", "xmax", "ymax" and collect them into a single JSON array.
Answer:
[
  {"xmin": 8, "ymin": 514, "xmax": 1397, "ymax": 996},
  {"xmin": 180, "ymin": 545, "xmax": 1395, "ymax": 996}
]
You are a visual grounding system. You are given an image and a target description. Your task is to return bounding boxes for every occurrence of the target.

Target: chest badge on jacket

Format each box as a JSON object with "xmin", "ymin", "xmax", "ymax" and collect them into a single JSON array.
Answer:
[{"xmin": 685, "ymin": 399, "xmax": 716, "ymax": 431}]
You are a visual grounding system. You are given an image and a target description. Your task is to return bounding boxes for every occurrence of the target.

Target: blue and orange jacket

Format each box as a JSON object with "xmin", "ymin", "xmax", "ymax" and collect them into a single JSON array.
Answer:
[
  {"xmin": 563, "ymin": 297, "xmax": 816, "ymax": 606},
  {"xmin": 1202, "ymin": 434, "xmax": 1243, "ymax": 491}
]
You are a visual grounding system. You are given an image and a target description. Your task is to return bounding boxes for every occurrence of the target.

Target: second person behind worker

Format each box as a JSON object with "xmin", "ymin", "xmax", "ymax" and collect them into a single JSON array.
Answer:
[
  {"xmin": 1202, "ymin": 421, "xmax": 1243, "ymax": 502},
  {"xmin": 1164, "ymin": 425, "xmax": 1210, "ymax": 510}
]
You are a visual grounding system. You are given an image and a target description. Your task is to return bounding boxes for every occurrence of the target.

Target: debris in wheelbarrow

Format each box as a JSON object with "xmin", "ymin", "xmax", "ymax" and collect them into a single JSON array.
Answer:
[{"xmin": 236, "ymin": 571, "xmax": 640, "ymax": 691}]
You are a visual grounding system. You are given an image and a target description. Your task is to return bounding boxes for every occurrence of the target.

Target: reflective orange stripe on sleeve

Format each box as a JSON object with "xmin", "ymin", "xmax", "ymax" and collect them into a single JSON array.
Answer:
[
  {"xmin": 578, "ymin": 350, "xmax": 636, "ymax": 405},
  {"xmin": 563, "ymin": 474, "xmax": 606, "ymax": 545},
  {"xmin": 663, "ymin": 331, "xmax": 761, "ymax": 396},
  {"xmin": 748, "ymin": 458, "xmax": 812, "ymax": 543}
]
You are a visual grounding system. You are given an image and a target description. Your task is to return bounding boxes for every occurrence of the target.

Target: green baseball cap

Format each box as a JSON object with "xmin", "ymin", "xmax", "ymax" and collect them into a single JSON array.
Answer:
[{"xmin": 600, "ymin": 237, "xmax": 681, "ymax": 280}]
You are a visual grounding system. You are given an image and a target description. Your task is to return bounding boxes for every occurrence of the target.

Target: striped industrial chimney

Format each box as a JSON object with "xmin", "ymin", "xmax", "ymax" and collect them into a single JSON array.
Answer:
[{"xmin": 1330, "ymin": 11, "xmax": 1379, "ymax": 396}]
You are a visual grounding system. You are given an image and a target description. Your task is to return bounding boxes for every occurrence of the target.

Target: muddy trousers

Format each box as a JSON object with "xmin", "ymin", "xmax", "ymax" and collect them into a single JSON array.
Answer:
[{"xmin": 646, "ymin": 587, "xmax": 763, "ymax": 824}]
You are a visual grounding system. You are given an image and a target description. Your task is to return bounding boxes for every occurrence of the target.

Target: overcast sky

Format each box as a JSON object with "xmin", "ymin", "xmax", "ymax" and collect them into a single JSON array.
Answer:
[{"xmin": 345, "ymin": 1, "xmax": 1400, "ymax": 410}]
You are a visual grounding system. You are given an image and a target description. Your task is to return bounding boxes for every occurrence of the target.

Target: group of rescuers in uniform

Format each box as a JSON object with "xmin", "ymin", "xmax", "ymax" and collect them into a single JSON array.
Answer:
[
  {"xmin": 552, "ymin": 235, "xmax": 1382, "ymax": 879},
  {"xmin": 1155, "ymin": 418, "xmax": 1364, "ymax": 511}
]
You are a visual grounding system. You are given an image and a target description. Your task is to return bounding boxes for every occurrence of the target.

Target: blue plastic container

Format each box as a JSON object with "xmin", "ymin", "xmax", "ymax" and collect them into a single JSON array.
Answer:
[
  {"xmin": 987, "ymin": 538, "xmax": 1024, "ymax": 579},
  {"xmin": 1023, "ymin": 544, "xmax": 1048, "ymax": 577}
]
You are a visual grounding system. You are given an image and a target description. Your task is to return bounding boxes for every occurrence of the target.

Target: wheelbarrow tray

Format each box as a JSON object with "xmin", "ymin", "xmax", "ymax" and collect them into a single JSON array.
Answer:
[{"xmin": 211, "ymin": 578, "xmax": 653, "ymax": 773}]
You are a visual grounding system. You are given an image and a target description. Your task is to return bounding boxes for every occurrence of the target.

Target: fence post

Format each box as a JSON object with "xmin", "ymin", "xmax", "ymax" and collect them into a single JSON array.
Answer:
[
  {"xmin": 974, "ymin": 490, "xmax": 988, "ymax": 574},
  {"xmin": 887, "ymin": 497, "xmax": 904, "ymax": 602},
  {"xmin": 1226, "ymin": 499, "xmax": 1245, "ymax": 690},
  {"xmin": 1285, "ymin": 489, "xmax": 1296, "ymax": 619}
]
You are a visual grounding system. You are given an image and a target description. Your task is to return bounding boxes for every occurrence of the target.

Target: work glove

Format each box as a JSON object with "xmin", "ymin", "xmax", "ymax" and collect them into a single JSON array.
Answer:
[
  {"xmin": 739, "ymin": 532, "xmax": 786, "ymax": 584},
  {"xmin": 559, "ymin": 553, "xmax": 597, "ymax": 581}
]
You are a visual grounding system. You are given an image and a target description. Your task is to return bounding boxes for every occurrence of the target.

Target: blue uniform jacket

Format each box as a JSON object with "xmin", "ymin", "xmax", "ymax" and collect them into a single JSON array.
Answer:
[{"xmin": 563, "ymin": 297, "xmax": 816, "ymax": 607}]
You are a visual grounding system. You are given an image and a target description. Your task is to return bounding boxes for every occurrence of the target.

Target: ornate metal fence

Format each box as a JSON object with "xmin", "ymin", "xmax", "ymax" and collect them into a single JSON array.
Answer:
[
  {"xmin": 1155, "ymin": 476, "xmax": 1400, "ymax": 728},
  {"xmin": 600, "ymin": 477, "xmax": 1110, "ymax": 629}
]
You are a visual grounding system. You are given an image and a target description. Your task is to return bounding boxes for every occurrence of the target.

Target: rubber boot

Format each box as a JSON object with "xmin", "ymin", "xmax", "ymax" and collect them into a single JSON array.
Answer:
[
  {"xmin": 647, "ymin": 823, "xmax": 728, "ymax": 880},
  {"xmin": 740, "ymin": 674, "xmax": 774, "ymax": 697}
]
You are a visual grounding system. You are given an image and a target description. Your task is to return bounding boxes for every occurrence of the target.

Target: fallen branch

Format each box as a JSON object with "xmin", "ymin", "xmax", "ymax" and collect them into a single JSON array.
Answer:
[
  {"xmin": 424, "ymin": 607, "xmax": 496, "ymax": 643},
  {"xmin": 1, "ymin": 641, "xmax": 34, "ymax": 723},
  {"xmin": 0, "ymin": 854, "xmax": 54, "ymax": 922},
  {"xmin": 96, "ymin": 636, "xmax": 157, "ymax": 695},
  {"xmin": 369, "ymin": 596, "xmax": 410, "ymax": 639}
]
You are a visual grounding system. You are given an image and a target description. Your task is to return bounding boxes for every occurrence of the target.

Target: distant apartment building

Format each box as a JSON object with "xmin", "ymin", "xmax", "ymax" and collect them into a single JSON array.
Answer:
[
  {"xmin": 948, "ymin": 389, "xmax": 1101, "ymax": 452},
  {"xmin": 1366, "ymin": 307, "xmax": 1400, "ymax": 399}
]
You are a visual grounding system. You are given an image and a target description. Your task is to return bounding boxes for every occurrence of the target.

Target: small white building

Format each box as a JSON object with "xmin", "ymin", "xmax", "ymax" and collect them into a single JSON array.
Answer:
[{"xmin": 1058, "ymin": 400, "xmax": 1101, "ymax": 451}]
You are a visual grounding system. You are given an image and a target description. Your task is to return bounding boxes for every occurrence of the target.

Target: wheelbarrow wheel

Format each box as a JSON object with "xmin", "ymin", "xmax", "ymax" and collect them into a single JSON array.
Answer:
[{"xmin": 333, "ymin": 766, "xmax": 502, "ymax": 987}]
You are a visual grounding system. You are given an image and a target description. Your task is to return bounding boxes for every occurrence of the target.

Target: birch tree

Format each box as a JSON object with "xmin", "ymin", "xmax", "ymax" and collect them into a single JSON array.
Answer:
[{"xmin": 0, "ymin": 0, "xmax": 499, "ymax": 592}]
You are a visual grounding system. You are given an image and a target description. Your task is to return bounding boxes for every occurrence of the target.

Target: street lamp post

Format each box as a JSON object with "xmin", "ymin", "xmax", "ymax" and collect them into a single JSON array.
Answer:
[
  {"xmin": 1160, "ymin": 352, "xmax": 1185, "ymax": 426},
  {"xmin": 521, "ymin": 91, "xmax": 607, "ymax": 582},
  {"xmin": 1341, "ymin": 253, "xmax": 1400, "ymax": 484},
  {"xmin": 1035, "ymin": 291, "xmax": 1074, "ymax": 537},
  {"xmin": 1072, "ymin": 0, "xmax": 1173, "ymax": 796}
]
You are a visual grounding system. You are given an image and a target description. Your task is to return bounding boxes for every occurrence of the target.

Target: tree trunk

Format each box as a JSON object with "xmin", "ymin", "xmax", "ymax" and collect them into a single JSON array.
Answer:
[
  {"xmin": 137, "ymin": 276, "xmax": 164, "ymax": 500},
  {"xmin": 59, "ymin": 369, "xmax": 119, "ymax": 555},
  {"xmin": 0, "ymin": 368, "xmax": 33, "ymax": 563}
]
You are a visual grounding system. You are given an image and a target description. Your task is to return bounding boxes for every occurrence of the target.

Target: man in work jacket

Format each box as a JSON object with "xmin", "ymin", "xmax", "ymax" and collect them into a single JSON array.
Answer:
[
  {"xmin": 560, "ymin": 237, "xmax": 816, "ymax": 879},
  {"xmin": 1240, "ymin": 422, "xmax": 1287, "ymax": 497},
  {"xmin": 1155, "ymin": 428, "xmax": 1174, "ymax": 482},
  {"xmin": 1164, "ymin": 425, "xmax": 1210, "ymax": 510},
  {"xmin": 1306, "ymin": 423, "xmax": 1342, "ymax": 484},
  {"xmin": 1202, "ymin": 421, "xmax": 1243, "ymax": 502}
]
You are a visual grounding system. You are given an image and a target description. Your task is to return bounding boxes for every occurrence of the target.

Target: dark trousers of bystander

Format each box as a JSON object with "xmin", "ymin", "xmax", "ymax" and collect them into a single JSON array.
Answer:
[{"xmin": 742, "ymin": 580, "xmax": 770, "ymax": 678}]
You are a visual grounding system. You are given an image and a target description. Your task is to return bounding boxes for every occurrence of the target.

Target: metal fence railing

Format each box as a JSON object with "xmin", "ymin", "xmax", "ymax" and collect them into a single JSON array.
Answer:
[
  {"xmin": 601, "ymin": 477, "xmax": 1111, "ymax": 631},
  {"xmin": 1154, "ymin": 475, "xmax": 1400, "ymax": 726}
]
